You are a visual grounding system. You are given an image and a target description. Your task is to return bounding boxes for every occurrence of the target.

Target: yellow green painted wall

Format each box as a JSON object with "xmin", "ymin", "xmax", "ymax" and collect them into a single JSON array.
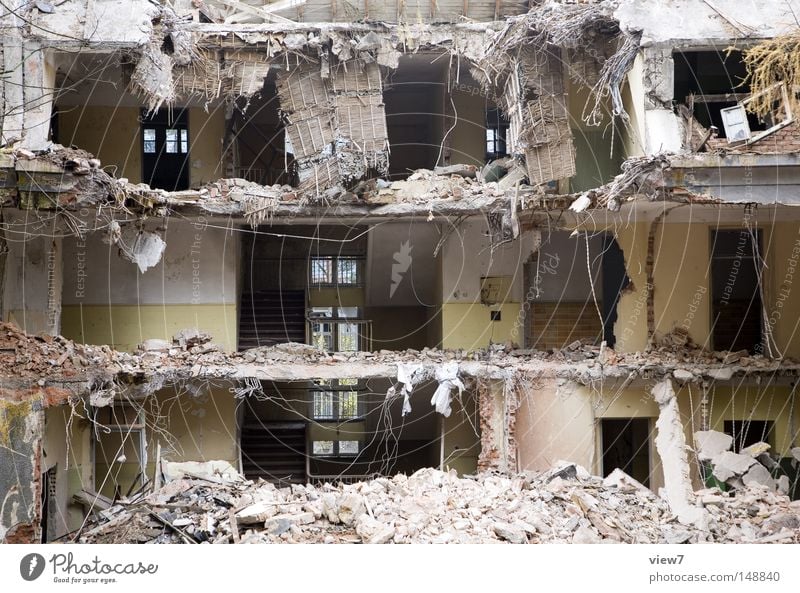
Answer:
[
  {"xmin": 188, "ymin": 107, "xmax": 225, "ymax": 185},
  {"xmin": 447, "ymin": 83, "xmax": 487, "ymax": 167},
  {"xmin": 706, "ymin": 384, "xmax": 799, "ymax": 456},
  {"xmin": 441, "ymin": 302, "xmax": 522, "ymax": 350},
  {"xmin": 765, "ymin": 221, "xmax": 800, "ymax": 358},
  {"xmin": 58, "ymin": 106, "xmax": 142, "ymax": 182},
  {"xmin": 652, "ymin": 222, "xmax": 711, "ymax": 346},
  {"xmin": 95, "ymin": 388, "xmax": 239, "ymax": 500},
  {"xmin": 61, "ymin": 304, "xmax": 237, "ymax": 352}
]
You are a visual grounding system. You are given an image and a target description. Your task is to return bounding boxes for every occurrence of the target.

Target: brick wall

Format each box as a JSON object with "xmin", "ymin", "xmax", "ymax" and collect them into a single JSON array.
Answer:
[
  {"xmin": 707, "ymin": 120, "xmax": 800, "ymax": 154},
  {"xmin": 529, "ymin": 301, "xmax": 604, "ymax": 350}
]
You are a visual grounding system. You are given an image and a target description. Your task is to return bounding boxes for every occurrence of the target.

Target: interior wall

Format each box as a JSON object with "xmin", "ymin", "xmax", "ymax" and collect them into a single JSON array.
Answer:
[
  {"xmin": 517, "ymin": 378, "xmax": 673, "ymax": 493},
  {"xmin": 441, "ymin": 218, "xmax": 537, "ymax": 349},
  {"xmin": 445, "ymin": 71, "xmax": 488, "ymax": 167},
  {"xmin": 42, "ymin": 404, "xmax": 92, "ymax": 538},
  {"xmin": 611, "ymin": 222, "xmax": 650, "ymax": 353},
  {"xmin": 60, "ymin": 218, "xmax": 238, "ymax": 351},
  {"xmin": 652, "ymin": 222, "xmax": 711, "ymax": 346},
  {"xmin": 56, "ymin": 105, "xmax": 225, "ymax": 187},
  {"xmin": 2, "ymin": 230, "xmax": 62, "ymax": 335},
  {"xmin": 765, "ymin": 221, "xmax": 800, "ymax": 358}
]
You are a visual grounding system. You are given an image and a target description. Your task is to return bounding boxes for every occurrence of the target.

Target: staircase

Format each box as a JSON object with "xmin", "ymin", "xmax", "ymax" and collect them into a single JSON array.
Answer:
[
  {"xmin": 239, "ymin": 289, "xmax": 306, "ymax": 350},
  {"xmin": 240, "ymin": 420, "xmax": 307, "ymax": 484}
]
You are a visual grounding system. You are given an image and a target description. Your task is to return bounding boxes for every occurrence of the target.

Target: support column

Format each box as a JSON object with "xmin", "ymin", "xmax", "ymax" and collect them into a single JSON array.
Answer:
[{"xmin": 652, "ymin": 378, "xmax": 707, "ymax": 527}]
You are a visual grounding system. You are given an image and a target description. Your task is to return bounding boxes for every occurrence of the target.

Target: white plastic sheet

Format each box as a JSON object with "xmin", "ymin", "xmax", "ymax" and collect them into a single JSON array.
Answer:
[{"xmin": 430, "ymin": 362, "xmax": 464, "ymax": 417}]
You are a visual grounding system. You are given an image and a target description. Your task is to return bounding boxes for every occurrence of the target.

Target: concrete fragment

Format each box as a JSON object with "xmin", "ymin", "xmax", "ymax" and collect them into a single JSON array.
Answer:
[
  {"xmin": 162, "ymin": 460, "xmax": 240, "ymax": 483},
  {"xmin": 126, "ymin": 231, "xmax": 166, "ymax": 273},
  {"xmin": 652, "ymin": 379, "xmax": 707, "ymax": 527},
  {"xmin": 756, "ymin": 453, "xmax": 779, "ymax": 471},
  {"xmin": 706, "ymin": 367, "xmax": 734, "ymax": 381},
  {"xmin": 694, "ymin": 430, "xmax": 733, "ymax": 461},
  {"xmin": 321, "ymin": 494, "xmax": 339, "ymax": 523},
  {"xmin": 711, "ymin": 451, "xmax": 757, "ymax": 482},
  {"xmin": 791, "ymin": 447, "xmax": 800, "ymax": 463},
  {"xmin": 493, "ymin": 521, "xmax": 527, "ymax": 544},
  {"xmin": 776, "ymin": 475, "xmax": 790, "ymax": 495},
  {"xmin": 337, "ymin": 493, "xmax": 365, "ymax": 527},
  {"xmin": 265, "ymin": 512, "xmax": 314, "ymax": 535},
  {"xmin": 572, "ymin": 525, "xmax": 601, "ymax": 544},
  {"xmin": 672, "ymin": 369, "xmax": 695, "ymax": 382},
  {"xmin": 602, "ymin": 468, "xmax": 650, "ymax": 494},
  {"xmin": 355, "ymin": 515, "xmax": 395, "ymax": 544},
  {"xmin": 741, "ymin": 442, "xmax": 771, "ymax": 457},
  {"xmin": 742, "ymin": 464, "xmax": 776, "ymax": 490},
  {"xmin": 141, "ymin": 339, "xmax": 170, "ymax": 352},
  {"xmin": 236, "ymin": 501, "xmax": 278, "ymax": 525}
]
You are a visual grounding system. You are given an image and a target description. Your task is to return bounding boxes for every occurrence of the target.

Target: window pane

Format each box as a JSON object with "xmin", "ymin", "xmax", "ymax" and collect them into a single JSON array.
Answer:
[
  {"xmin": 143, "ymin": 129, "xmax": 156, "ymax": 153},
  {"xmin": 339, "ymin": 391, "xmax": 358, "ymax": 419},
  {"xmin": 312, "ymin": 323, "xmax": 333, "ymax": 351},
  {"xmin": 337, "ymin": 258, "xmax": 359, "ymax": 285},
  {"xmin": 180, "ymin": 129, "xmax": 189, "ymax": 153},
  {"xmin": 313, "ymin": 391, "xmax": 334, "ymax": 419},
  {"xmin": 165, "ymin": 129, "xmax": 178, "ymax": 153},
  {"xmin": 313, "ymin": 441, "xmax": 334, "ymax": 455},
  {"xmin": 337, "ymin": 322, "xmax": 358, "ymax": 352},
  {"xmin": 311, "ymin": 257, "xmax": 333, "ymax": 284},
  {"xmin": 339, "ymin": 440, "xmax": 359, "ymax": 455}
]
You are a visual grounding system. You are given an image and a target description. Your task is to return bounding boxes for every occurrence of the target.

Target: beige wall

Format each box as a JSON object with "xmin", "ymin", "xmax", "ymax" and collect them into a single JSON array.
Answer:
[
  {"xmin": 58, "ymin": 106, "xmax": 142, "ymax": 182},
  {"xmin": 446, "ymin": 82, "xmax": 487, "ymax": 167},
  {"xmin": 57, "ymin": 106, "xmax": 225, "ymax": 187}
]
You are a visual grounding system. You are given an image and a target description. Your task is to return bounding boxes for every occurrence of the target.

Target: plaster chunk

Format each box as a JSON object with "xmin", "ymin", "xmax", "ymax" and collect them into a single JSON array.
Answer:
[
  {"xmin": 741, "ymin": 442, "xmax": 771, "ymax": 457},
  {"xmin": 711, "ymin": 451, "xmax": 757, "ymax": 482},
  {"xmin": 742, "ymin": 464, "xmax": 776, "ymax": 490},
  {"xmin": 652, "ymin": 379, "xmax": 707, "ymax": 527},
  {"xmin": 694, "ymin": 430, "xmax": 733, "ymax": 461}
]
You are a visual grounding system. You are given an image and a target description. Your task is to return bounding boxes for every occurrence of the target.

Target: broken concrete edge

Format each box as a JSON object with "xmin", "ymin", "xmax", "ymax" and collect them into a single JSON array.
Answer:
[{"xmin": 1, "ymin": 146, "xmax": 775, "ymax": 235}]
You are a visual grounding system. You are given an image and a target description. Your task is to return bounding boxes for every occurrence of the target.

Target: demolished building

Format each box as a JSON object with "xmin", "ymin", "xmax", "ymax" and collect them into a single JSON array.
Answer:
[{"xmin": 1, "ymin": 0, "xmax": 800, "ymax": 544}]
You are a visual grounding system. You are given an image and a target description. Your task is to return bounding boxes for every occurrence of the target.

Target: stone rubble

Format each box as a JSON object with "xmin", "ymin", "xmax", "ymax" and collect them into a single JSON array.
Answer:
[
  {"xmin": 696, "ymin": 430, "xmax": 796, "ymax": 495},
  {"xmin": 77, "ymin": 464, "xmax": 800, "ymax": 545},
  {"xmin": 3, "ymin": 320, "xmax": 800, "ymax": 398}
]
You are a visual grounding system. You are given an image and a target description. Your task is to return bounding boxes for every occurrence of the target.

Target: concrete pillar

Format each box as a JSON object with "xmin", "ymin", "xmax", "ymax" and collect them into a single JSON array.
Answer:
[
  {"xmin": 0, "ymin": 36, "xmax": 55, "ymax": 150},
  {"xmin": 652, "ymin": 378, "xmax": 707, "ymax": 527},
  {"xmin": 2, "ymin": 214, "xmax": 63, "ymax": 335}
]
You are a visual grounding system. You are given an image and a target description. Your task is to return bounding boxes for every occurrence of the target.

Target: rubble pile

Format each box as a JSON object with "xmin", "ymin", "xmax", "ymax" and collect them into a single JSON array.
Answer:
[
  {"xmin": 78, "ymin": 464, "xmax": 800, "ymax": 544},
  {"xmin": 0, "ymin": 322, "xmax": 116, "ymax": 380},
  {"xmin": 3, "ymin": 318, "xmax": 798, "ymax": 390},
  {"xmin": 696, "ymin": 429, "xmax": 800, "ymax": 495}
]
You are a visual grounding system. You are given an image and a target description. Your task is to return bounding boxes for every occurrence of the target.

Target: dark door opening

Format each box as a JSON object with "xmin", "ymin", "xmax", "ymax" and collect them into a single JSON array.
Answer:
[
  {"xmin": 711, "ymin": 229, "xmax": 763, "ymax": 353},
  {"xmin": 723, "ymin": 419, "xmax": 774, "ymax": 452},
  {"xmin": 141, "ymin": 108, "xmax": 190, "ymax": 191},
  {"xmin": 601, "ymin": 418, "xmax": 650, "ymax": 487},
  {"xmin": 40, "ymin": 466, "xmax": 55, "ymax": 543},
  {"xmin": 601, "ymin": 234, "xmax": 629, "ymax": 348}
]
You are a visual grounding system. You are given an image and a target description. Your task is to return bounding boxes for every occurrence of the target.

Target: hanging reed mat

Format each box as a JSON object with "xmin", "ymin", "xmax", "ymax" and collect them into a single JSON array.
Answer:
[{"xmin": 335, "ymin": 94, "xmax": 389, "ymax": 154}]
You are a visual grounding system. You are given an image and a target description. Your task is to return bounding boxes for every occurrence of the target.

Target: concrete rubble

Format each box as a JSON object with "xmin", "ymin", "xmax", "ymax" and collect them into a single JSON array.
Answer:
[
  {"xmin": 4, "ymin": 321, "xmax": 800, "ymax": 400},
  {"xmin": 77, "ymin": 464, "xmax": 800, "ymax": 544},
  {"xmin": 697, "ymin": 430, "xmax": 796, "ymax": 496}
]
